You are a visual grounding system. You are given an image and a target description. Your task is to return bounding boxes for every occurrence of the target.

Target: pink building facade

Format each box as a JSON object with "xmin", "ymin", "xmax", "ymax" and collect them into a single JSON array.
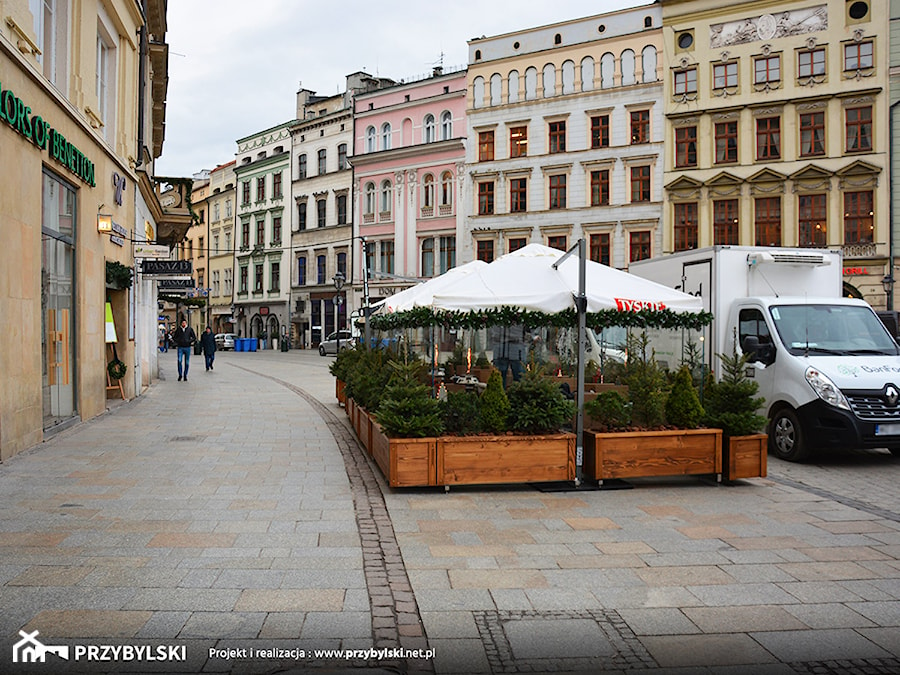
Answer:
[{"xmin": 351, "ymin": 68, "xmax": 467, "ymax": 311}]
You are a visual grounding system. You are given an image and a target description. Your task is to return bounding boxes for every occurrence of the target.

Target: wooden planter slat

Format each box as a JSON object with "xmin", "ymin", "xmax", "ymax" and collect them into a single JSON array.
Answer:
[
  {"xmin": 584, "ymin": 428, "xmax": 722, "ymax": 481},
  {"xmin": 437, "ymin": 434, "xmax": 576, "ymax": 486},
  {"xmin": 725, "ymin": 434, "xmax": 768, "ymax": 480},
  {"xmin": 371, "ymin": 424, "xmax": 437, "ymax": 487},
  {"xmin": 336, "ymin": 379, "xmax": 346, "ymax": 405}
]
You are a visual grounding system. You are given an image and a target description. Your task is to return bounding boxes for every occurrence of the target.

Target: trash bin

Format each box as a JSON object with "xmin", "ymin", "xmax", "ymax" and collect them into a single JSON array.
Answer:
[
  {"xmin": 235, "ymin": 338, "xmax": 244, "ymax": 352},
  {"xmin": 280, "ymin": 338, "xmax": 289, "ymax": 352},
  {"xmin": 248, "ymin": 338, "xmax": 257, "ymax": 352}
]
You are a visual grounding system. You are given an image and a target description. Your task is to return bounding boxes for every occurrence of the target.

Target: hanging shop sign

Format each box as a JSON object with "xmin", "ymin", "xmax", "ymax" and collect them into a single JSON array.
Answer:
[
  {"xmin": 0, "ymin": 78, "xmax": 96, "ymax": 186},
  {"xmin": 133, "ymin": 243, "xmax": 171, "ymax": 259},
  {"xmin": 141, "ymin": 260, "xmax": 192, "ymax": 276},
  {"xmin": 158, "ymin": 278, "xmax": 194, "ymax": 289}
]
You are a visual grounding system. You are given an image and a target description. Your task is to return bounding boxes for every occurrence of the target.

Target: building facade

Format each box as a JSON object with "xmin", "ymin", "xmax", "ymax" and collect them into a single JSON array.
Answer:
[
  {"xmin": 207, "ymin": 161, "xmax": 236, "ymax": 334},
  {"xmin": 183, "ymin": 171, "xmax": 210, "ymax": 335},
  {"xmin": 352, "ymin": 68, "xmax": 467, "ymax": 312},
  {"xmin": 464, "ymin": 5, "xmax": 664, "ymax": 268},
  {"xmin": 662, "ymin": 0, "xmax": 891, "ymax": 307},
  {"xmin": 0, "ymin": 0, "xmax": 184, "ymax": 459},
  {"xmin": 890, "ymin": 0, "xmax": 900, "ymax": 310}
]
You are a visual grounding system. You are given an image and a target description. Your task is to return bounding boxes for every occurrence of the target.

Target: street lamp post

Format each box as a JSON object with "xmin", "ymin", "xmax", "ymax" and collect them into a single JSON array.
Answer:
[{"xmin": 333, "ymin": 271, "xmax": 345, "ymax": 353}]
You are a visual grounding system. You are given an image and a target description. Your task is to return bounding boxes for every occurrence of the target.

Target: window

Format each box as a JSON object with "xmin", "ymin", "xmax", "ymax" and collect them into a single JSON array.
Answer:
[
  {"xmin": 590, "ymin": 115, "xmax": 609, "ymax": 149},
  {"xmin": 714, "ymin": 199, "xmax": 739, "ymax": 245},
  {"xmin": 254, "ymin": 263, "xmax": 264, "ymax": 292},
  {"xmin": 422, "ymin": 174, "xmax": 434, "ymax": 208},
  {"xmin": 317, "ymin": 149, "xmax": 327, "ymax": 174},
  {"xmin": 225, "ymin": 268, "xmax": 232, "ymax": 295},
  {"xmin": 549, "ymin": 175, "xmax": 566, "ymax": 209},
  {"xmin": 715, "ymin": 121, "xmax": 738, "ymax": 163},
  {"xmin": 440, "ymin": 172, "xmax": 453, "ymax": 207},
  {"xmin": 713, "ymin": 62, "xmax": 738, "ymax": 89},
  {"xmin": 272, "ymin": 171, "xmax": 282, "ymax": 199},
  {"xmin": 241, "ymin": 221, "xmax": 250, "ymax": 248},
  {"xmin": 212, "ymin": 270, "xmax": 220, "ymax": 296},
  {"xmin": 364, "ymin": 182, "xmax": 376, "ymax": 215},
  {"xmin": 96, "ymin": 19, "xmax": 116, "ymax": 142},
  {"xmin": 510, "ymin": 126, "xmax": 528, "ymax": 157},
  {"xmin": 756, "ymin": 117, "xmax": 781, "ymax": 160},
  {"xmin": 366, "ymin": 126, "xmax": 376, "ymax": 153},
  {"xmin": 629, "ymin": 231, "xmax": 651, "ymax": 262},
  {"xmin": 380, "ymin": 240, "xmax": 395, "ymax": 275},
  {"xmin": 439, "ymin": 236, "xmax": 456, "ymax": 274},
  {"xmin": 844, "ymin": 41, "xmax": 873, "ymax": 71},
  {"xmin": 754, "ymin": 55, "xmax": 781, "ymax": 84},
  {"xmin": 270, "ymin": 261, "xmax": 280, "ymax": 291},
  {"xmin": 477, "ymin": 240, "xmax": 494, "ymax": 262},
  {"xmin": 298, "ymin": 202, "xmax": 307, "ymax": 231},
  {"xmin": 800, "ymin": 112, "xmax": 826, "ymax": 156},
  {"xmin": 381, "ymin": 123, "xmax": 392, "ymax": 150},
  {"xmin": 799, "ymin": 194, "xmax": 827, "ymax": 247},
  {"xmin": 198, "ymin": 236, "xmax": 205, "ymax": 258},
  {"xmin": 380, "ymin": 180, "xmax": 392, "ymax": 214},
  {"xmin": 337, "ymin": 194, "xmax": 347, "ymax": 225},
  {"xmin": 213, "ymin": 234, "xmax": 219, "ymax": 254},
  {"xmin": 508, "ymin": 238, "xmax": 526, "ymax": 253},
  {"xmin": 317, "ymin": 199, "xmax": 326, "ymax": 228},
  {"xmin": 32, "ymin": 0, "xmax": 67, "ymax": 85},
  {"xmin": 844, "ymin": 191, "xmax": 873, "ymax": 244},
  {"xmin": 256, "ymin": 219, "xmax": 265, "ymax": 246},
  {"xmin": 755, "ymin": 197, "xmax": 781, "ymax": 246},
  {"xmin": 338, "ymin": 144, "xmax": 348, "ymax": 170},
  {"xmin": 317, "ymin": 255, "xmax": 326, "ymax": 285},
  {"xmin": 240, "ymin": 266, "xmax": 248, "ymax": 293},
  {"xmin": 846, "ymin": 106, "xmax": 872, "ymax": 152},
  {"xmin": 298, "ymin": 154, "xmax": 307, "ymax": 179},
  {"xmin": 630, "ymin": 166, "xmax": 651, "ymax": 202},
  {"xmin": 548, "ymin": 235, "xmax": 567, "ymax": 251},
  {"xmin": 225, "ymin": 231, "xmax": 232, "ymax": 252},
  {"xmin": 441, "ymin": 111, "xmax": 453, "ymax": 140},
  {"xmin": 337, "ymin": 252, "xmax": 347, "ymax": 277},
  {"xmin": 630, "ymin": 110, "xmax": 649, "ymax": 144},
  {"xmin": 225, "ymin": 199, "xmax": 232, "ymax": 218},
  {"xmin": 256, "ymin": 176, "xmax": 265, "ymax": 201},
  {"xmin": 675, "ymin": 126, "xmax": 697, "ymax": 167},
  {"xmin": 478, "ymin": 131, "xmax": 494, "ymax": 161},
  {"xmin": 673, "ymin": 68, "xmax": 697, "ymax": 95},
  {"xmin": 364, "ymin": 242, "xmax": 375, "ymax": 278},
  {"xmin": 674, "ymin": 202, "xmax": 698, "ymax": 251},
  {"xmin": 297, "ymin": 256, "xmax": 306, "ymax": 286},
  {"xmin": 549, "ymin": 120, "xmax": 566, "ymax": 153},
  {"xmin": 242, "ymin": 181, "xmax": 250, "ymax": 205},
  {"xmin": 510, "ymin": 177, "xmax": 527, "ymax": 212},
  {"xmin": 798, "ymin": 49, "xmax": 825, "ymax": 77},
  {"xmin": 589, "ymin": 233, "xmax": 610, "ymax": 266},
  {"xmin": 590, "ymin": 170, "xmax": 610, "ymax": 206},
  {"xmin": 424, "ymin": 114, "xmax": 435, "ymax": 143},
  {"xmin": 478, "ymin": 182, "xmax": 495, "ymax": 215},
  {"xmin": 421, "ymin": 237, "xmax": 434, "ymax": 277},
  {"xmin": 272, "ymin": 215, "xmax": 281, "ymax": 242}
]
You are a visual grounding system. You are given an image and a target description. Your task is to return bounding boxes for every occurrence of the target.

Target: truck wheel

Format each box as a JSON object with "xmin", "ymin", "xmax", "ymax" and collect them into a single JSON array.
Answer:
[{"xmin": 769, "ymin": 408, "xmax": 810, "ymax": 462}]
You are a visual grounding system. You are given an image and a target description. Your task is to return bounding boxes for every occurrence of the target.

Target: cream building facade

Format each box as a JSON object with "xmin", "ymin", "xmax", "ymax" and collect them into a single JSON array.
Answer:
[
  {"xmin": 464, "ymin": 4, "xmax": 664, "ymax": 268},
  {"xmin": 662, "ymin": 0, "xmax": 890, "ymax": 308},
  {"xmin": 207, "ymin": 161, "xmax": 236, "ymax": 334}
]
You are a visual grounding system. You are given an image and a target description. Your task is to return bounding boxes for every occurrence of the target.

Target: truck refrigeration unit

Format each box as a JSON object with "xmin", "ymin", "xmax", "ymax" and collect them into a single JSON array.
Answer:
[{"xmin": 629, "ymin": 246, "xmax": 900, "ymax": 461}]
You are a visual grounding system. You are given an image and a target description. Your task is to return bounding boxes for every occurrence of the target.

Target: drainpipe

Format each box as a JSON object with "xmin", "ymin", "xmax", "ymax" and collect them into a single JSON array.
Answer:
[{"xmin": 889, "ymin": 99, "xmax": 900, "ymax": 310}]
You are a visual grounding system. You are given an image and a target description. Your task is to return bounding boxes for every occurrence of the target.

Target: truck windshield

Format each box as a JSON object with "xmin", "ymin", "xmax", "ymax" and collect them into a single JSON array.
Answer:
[{"xmin": 770, "ymin": 304, "xmax": 899, "ymax": 356}]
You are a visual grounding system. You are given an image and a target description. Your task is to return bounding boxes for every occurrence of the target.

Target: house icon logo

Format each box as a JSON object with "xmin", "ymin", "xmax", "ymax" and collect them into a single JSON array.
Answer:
[{"xmin": 12, "ymin": 630, "xmax": 70, "ymax": 663}]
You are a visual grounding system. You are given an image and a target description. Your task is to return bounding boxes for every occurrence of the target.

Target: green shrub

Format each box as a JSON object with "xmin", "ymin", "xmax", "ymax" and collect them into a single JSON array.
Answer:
[
  {"xmin": 441, "ymin": 390, "xmax": 481, "ymax": 435},
  {"xmin": 506, "ymin": 371, "xmax": 576, "ymax": 435},
  {"xmin": 376, "ymin": 361, "xmax": 443, "ymax": 438},
  {"xmin": 624, "ymin": 331, "xmax": 668, "ymax": 428},
  {"xmin": 585, "ymin": 391, "xmax": 631, "ymax": 429},
  {"xmin": 342, "ymin": 348, "xmax": 391, "ymax": 412},
  {"xmin": 665, "ymin": 366, "xmax": 705, "ymax": 429},
  {"xmin": 478, "ymin": 370, "xmax": 510, "ymax": 434},
  {"xmin": 704, "ymin": 332, "xmax": 767, "ymax": 438}
]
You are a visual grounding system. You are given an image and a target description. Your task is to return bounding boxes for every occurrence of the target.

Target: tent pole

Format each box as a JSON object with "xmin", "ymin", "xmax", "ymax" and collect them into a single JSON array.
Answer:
[{"xmin": 575, "ymin": 238, "xmax": 586, "ymax": 487}]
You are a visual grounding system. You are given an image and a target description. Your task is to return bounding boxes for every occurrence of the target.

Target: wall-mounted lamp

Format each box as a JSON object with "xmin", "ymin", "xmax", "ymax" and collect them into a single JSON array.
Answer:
[
  {"xmin": 882, "ymin": 274, "xmax": 895, "ymax": 295},
  {"xmin": 97, "ymin": 213, "xmax": 113, "ymax": 233}
]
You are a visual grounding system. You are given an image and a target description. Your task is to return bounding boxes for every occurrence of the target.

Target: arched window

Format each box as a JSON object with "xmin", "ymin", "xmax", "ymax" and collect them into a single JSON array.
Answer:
[
  {"xmin": 381, "ymin": 122, "xmax": 392, "ymax": 150},
  {"xmin": 562, "ymin": 60, "xmax": 575, "ymax": 94},
  {"xmin": 422, "ymin": 173, "xmax": 434, "ymax": 208},
  {"xmin": 364, "ymin": 182, "xmax": 375, "ymax": 214},
  {"xmin": 421, "ymin": 237, "xmax": 435, "ymax": 277},
  {"xmin": 581, "ymin": 56, "xmax": 595, "ymax": 91},
  {"xmin": 440, "ymin": 111, "xmax": 452, "ymax": 140},
  {"xmin": 380, "ymin": 179, "xmax": 392, "ymax": 214},
  {"xmin": 366, "ymin": 126, "xmax": 376, "ymax": 153},
  {"xmin": 508, "ymin": 70, "xmax": 519, "ymax": 103},
  {"xmin": 424, "ymin": 114, "xmax": 435, "ymax": 143},
  {"xmin": 490, "ymin": 73, "xmax": 502, "ymax": 105},
  {"xmin": 621, "ymin": 49, "xmax": 636, "ymax": 86},
  {"xmin": 472, "ymin": 76, "xmax": 485, "ymax": 108},
  {"xmin": 642, "ymin": 45, "xmax": 658, "ymax": 82},
  {"xmin": 600, "ymin": 52, "xmax": 615, "ymax": 88},
  {"xmin": 440, "ymin": 171, "xmax": 453, "ymax": 206},
  {"xmin": 337, "ymin": 143, "xmax": 348, "ymax": 170},
  {"xmin": 524, "ymin": 67, "xmax": 537, "ymax": 100},
  {"xmin": 542, "ymin": 63, "xmax": 556, "ymax": 97}
]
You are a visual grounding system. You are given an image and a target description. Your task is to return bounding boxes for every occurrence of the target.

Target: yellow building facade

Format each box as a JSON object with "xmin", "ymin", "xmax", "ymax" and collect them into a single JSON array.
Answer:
[{"xmin": 662, "ymin": 0, "xmax": 890, "ymax": 307}]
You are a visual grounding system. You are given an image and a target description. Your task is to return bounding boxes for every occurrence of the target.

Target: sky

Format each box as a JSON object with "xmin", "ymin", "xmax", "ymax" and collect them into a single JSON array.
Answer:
[{"xmin": 155, "ymin": 0, "xmax": 645, "ymax": 178}]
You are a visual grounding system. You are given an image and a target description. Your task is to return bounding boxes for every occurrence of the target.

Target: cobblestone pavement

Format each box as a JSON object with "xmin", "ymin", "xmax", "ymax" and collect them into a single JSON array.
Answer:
[{"xmin": 0, "ymin": 349, "xmax": 898, "ymax": 675}]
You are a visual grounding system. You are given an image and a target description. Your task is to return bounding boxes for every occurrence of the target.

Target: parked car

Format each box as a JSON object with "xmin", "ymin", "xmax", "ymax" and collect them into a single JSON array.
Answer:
[
  {"xmin": 318, "ymin": 330, "xmax": 354, "ymax": 356},
  {"xmin": 215, "ymin": 333, "xmax": 235, "ymax": 350}
]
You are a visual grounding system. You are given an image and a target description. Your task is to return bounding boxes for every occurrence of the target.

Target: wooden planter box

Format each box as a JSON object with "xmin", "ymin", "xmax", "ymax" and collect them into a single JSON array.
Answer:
[
  {"xmin": 583, "ymin": 428, "xmax": 722, "ymax": 482},
  {"xmin": 336, "ymin": 379, "xmax": 346, "ymax": 405},
  {"xmin": 371, "ymin": 423, "xmax": 438, "ymax": 487},
  {"xmin": 437, "ymin": 433, "xmax": 576, "ymax": 487},
  {"xmin": 346, "ymin": 395, "xmax": 355, "ymax": 422},
  {"xmin": 724, "ymin": 434, "xmax": 768, "ymax": 481}
]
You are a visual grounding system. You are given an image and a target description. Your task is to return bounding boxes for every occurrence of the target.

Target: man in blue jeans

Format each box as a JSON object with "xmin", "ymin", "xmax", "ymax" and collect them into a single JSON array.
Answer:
[{"xmin": 172, "ymin": 319, "xmax": 197, "ymax": 382}]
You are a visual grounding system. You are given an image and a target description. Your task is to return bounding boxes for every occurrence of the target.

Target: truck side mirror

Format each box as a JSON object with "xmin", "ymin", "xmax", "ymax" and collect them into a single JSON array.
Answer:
[{"xmin": 741, "ymin": 335, "xmax": 775, "ymax": 366}]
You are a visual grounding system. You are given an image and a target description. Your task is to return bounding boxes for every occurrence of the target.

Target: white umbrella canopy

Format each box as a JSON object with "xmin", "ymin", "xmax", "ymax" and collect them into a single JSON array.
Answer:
[
  {"xmin": 431, "ymin": 243, "xmax": 703, "ymax": 314},
  {"xmin": 381, "ymin": 259, "xmax": 488, "ymax": 313}
]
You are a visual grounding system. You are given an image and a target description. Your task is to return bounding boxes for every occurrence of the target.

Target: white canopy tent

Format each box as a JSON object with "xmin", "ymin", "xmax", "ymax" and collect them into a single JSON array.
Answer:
[{"xmin": 382, "ymin": 260, "xmax": 488, "ymax": 313}]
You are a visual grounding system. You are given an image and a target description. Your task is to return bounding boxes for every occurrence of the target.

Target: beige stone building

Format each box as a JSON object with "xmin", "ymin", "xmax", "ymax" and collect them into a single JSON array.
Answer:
[
  {"xmin": 662, "ymin": 0, "xmax": 890, "ymax": 307},
  {"xmin": 207, "ymin": 161, "xmax": 236, "ymax": 334},
  {"xmin": 0, "ymin": 0, "xmax": 187, "ymax": 459}
]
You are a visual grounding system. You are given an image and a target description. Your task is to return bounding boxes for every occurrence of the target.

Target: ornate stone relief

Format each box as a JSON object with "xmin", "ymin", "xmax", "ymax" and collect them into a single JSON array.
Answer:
[{"xmin": 710, "ymin": 6, "xmax": 827, "ymax": 48}]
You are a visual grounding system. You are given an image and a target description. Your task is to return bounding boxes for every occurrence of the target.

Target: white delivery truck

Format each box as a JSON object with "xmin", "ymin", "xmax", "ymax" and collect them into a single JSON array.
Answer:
[{"xmin": 629, "ymin": 246, "xmax": 900, "ymax": 461}]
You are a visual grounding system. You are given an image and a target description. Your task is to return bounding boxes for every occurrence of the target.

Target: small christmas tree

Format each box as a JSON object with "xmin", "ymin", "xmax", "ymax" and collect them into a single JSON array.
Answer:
[
  {"xmin": 478, "ymin": 370, "xmax": 510, "ymax": 434},
  {"xmin": 376, "ymin": 361, "xmax": 444, "ymax": 438},
  {"xmin": 665, "ymin": 366, "xmax": 705, "ymax": 429},
  {"xmin": 704, "ymin": 330, "xmax": 767, "ymax": 438}
]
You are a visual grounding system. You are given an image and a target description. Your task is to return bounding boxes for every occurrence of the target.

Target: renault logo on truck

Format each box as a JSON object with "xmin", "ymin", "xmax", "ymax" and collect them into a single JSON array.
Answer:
[{"xmin": 885, "ymin": 385, "xmax": 899, "ymax": 407}]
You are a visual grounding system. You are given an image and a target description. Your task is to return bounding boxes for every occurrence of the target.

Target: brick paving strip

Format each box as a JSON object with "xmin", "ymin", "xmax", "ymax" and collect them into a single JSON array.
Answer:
[{"xmin": 234, "ymin": 365, "xmax": 434, "ymax": 675}]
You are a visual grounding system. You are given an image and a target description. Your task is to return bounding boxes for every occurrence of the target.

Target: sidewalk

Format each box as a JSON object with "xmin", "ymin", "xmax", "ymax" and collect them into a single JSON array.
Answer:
[{"xmin": 0, "ymin": 349, "xmax": 898, "ymax": 674}]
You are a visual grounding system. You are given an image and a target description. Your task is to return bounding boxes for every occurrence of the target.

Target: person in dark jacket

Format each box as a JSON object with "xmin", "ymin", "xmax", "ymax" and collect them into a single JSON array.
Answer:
[
  {"xmin": 200, "ymin": 326, "xmax": 217, "ymax": 371},
  {"xmin": 172, "ymin": 319, "xmax": 197, "ymax": 381}
]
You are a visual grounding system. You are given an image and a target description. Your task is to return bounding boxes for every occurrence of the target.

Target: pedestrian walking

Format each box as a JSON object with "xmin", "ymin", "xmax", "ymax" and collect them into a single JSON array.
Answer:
[
  {"xmin": 172, "ymin": 319, "xmax": 197, "ymax": 381},
  {"xmin": 200, "ymin": 326, "xmax": 217, "ymax": 371}
]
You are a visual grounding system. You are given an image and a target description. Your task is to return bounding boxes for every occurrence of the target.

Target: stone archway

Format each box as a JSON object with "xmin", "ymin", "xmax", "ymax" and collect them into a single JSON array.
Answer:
[{"xmin": 266, "ymin": 316, "xmax": 280, "ymax": 349}]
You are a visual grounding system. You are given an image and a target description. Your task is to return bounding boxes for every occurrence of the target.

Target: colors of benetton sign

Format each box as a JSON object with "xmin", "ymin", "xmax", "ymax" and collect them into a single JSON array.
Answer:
[{"xmin": 0, "ymin": 78, "xmax": 96, "ymax": 186}]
